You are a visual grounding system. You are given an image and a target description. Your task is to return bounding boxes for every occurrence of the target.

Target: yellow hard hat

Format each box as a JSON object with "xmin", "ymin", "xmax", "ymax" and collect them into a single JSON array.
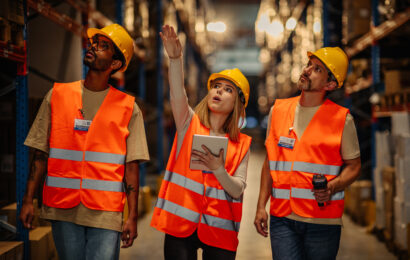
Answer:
[
  {"xmin": 307, "ymin": 47, "xmax": 349, "ymax": 88},
  {"xmin": 207, "ymin": 68, "xmax": 250, "ymax": 107},
  {"xmin": 87, "ymin": 24, "xmax": 134, "ymax": 72}
]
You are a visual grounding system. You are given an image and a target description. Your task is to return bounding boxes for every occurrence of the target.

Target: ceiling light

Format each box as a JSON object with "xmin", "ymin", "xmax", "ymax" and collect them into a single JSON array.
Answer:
[
  {"xmin": 286, "ymin": 17, "xmax": 297, "ymax": 30},
  {"xmin": 207, "ymin": 22, "xmax": 226, "ymax": 33}
]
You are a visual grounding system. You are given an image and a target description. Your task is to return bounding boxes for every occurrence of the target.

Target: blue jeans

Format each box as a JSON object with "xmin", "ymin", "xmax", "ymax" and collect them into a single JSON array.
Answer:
[
  {"xmin": 51, "ymin": 220, "xmax": 121, "ymax": 260},
  {"xmin": 269, "ymin": 215, "xmax": 341, "ymax": 260}
]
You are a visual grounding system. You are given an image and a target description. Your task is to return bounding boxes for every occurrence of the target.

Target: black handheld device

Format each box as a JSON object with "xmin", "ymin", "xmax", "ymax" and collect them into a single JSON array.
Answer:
[{"xmin": 312, "ymin": 174, "xmax": 327, "ymax": 207}]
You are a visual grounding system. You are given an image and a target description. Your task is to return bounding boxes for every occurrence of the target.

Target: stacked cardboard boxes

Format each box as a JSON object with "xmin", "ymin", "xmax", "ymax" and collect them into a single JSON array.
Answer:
[{"xmin": 346, "ymin": 180, "xmax": 373, "ymax": 225}]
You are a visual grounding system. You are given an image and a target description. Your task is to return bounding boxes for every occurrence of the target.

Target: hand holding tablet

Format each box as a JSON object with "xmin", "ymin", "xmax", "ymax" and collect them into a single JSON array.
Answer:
[{"xmin": 190, "ymin": 134, "xmax": 228, "ymax": 171}]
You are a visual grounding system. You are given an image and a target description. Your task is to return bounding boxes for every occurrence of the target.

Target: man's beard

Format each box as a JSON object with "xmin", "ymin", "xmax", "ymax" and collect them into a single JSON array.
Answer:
[{"xmin": 83, "ymin": 56, "xmax": 111, "ymax": 71}]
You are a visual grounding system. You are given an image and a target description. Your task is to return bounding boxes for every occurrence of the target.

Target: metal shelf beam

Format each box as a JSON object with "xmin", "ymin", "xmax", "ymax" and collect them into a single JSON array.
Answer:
[{"xmin": 345, "ymin": 8, "xmax": 410, "ymax": 58}]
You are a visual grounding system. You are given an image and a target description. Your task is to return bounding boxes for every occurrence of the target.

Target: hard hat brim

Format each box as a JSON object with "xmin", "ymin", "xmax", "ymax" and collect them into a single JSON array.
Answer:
[{"xmin": 207, "ymin": 73, "xmax": 240, "ymax": 90}]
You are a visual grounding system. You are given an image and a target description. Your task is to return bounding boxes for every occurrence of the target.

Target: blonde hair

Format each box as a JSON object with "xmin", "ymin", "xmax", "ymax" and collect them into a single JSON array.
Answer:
[{"xmin": 194, "ymin": 88, "xmax": 245, "ymax": 142}]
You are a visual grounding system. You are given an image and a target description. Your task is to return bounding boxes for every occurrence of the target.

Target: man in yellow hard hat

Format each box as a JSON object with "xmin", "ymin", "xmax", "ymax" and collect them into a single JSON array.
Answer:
[
  {"xmin": 20, "ymin": 24, "xmax": 149, "ymax": 259},
  {"xmin": 254, "ymin": 47, "xmax": 361, "ymax": 259}
]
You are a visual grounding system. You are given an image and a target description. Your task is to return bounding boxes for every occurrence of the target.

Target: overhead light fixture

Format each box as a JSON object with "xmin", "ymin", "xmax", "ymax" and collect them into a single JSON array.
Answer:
[
  {"xmin": 313, "ymin": 21, "xmax": 321, "ymax": 34},
  {"xmin": 207, "ymin": 22, "xmax": 226, "ymax": 33},
  {"xmin": 266, "ymin": 19, "xmax": 284, "ymax": 37},
  {"xmin": 285, "ymin": 17, "xmax": 297, "ymax": 30}
]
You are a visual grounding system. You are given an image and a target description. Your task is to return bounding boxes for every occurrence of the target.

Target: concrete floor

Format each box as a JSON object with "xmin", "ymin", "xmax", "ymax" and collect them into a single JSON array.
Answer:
[{"xmin": 120, "ymin": 149, "xmax": 396, "ymax": 260}]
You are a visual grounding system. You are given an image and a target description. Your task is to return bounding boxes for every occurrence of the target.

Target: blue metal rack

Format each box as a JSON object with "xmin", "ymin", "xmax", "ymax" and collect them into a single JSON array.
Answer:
[{"xmin": 15, "ymin": 1, "xmax": 29, "ymax": 259}]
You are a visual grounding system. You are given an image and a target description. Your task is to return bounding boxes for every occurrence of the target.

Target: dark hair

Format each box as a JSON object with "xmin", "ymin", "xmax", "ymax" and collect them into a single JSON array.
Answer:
[
  {"xmin": 327, "ymin": 70, "xmax": 337, "ymax": 84},
  {"xmin": 111, "ymin": 44, "xmax": 125, "ymax": 75}
]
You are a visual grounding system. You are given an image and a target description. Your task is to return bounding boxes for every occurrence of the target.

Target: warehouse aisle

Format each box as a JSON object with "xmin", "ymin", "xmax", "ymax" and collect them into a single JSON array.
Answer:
[{"xmin": 120, "ymin": 148, "xmax": 395, "ymax": 259}]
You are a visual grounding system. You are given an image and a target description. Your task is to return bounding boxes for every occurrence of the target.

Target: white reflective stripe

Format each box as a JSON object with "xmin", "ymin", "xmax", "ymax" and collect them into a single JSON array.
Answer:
[
  {"xmin": 164, "ymin": 170, "xmax": 204, "ymax": 196},
  {"xmin": 269, "ymin": 161, "xmax": 292, "ymax": 172},
  {"xmin": 46, "ymin": 176, "xmax": 81, "ymax": 189},
  {"xmin": 85, "ymin": 151, "xmax": 125, "ymax": 165},
  {"xmin": 291, "ymin": 187, "xmax": 315, "ymax": 200},
  {"xmin": 49, "ymin": 148, "xmax": 83, "ymax": 161},
  {"xmin": 331, "ymin": 191, "xmax": 344, "ymax": 200},
  {"xmin": 271, "ymin": 187, "xmax": 290, "ymax": 200},
  {"xmin": 293, "ymin": 161, "xmax": 341, "ymax": 176},
  {"xmin": 206, "ymin": 187, "xmax": 241, "ymax": 203},
  {"xmin": 201, "ymin": 214, "xmax": 240, "ymax": 232},
  {"xmin": 291, "ymin": 188, "xmax": 344, "ymax": 201},
  {"xmin": 155, "ymin": 198, "xmax": 200, "ymax": 223},
  {"xmin": 82, "ymin": 178, "xmax": 123, "ymax": 192}
]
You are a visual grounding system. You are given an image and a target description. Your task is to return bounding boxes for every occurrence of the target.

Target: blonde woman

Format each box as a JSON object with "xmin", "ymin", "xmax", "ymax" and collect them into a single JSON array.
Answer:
[{"xmin": 150, "ymin": 25, "xmax": 252, "ymax": 260}]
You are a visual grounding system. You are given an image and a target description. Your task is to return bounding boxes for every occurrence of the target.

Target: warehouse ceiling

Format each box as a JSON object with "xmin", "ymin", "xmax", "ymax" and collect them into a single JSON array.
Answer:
[{"xmin": 207, "ymin": 0, "xmax": 261, "ymax": 75}]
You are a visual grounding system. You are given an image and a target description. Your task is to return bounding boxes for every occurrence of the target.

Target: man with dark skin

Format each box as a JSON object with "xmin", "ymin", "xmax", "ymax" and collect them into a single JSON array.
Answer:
[{"xmin": 19, "ymin": 24, "xmax": 149, "ymax": 259}]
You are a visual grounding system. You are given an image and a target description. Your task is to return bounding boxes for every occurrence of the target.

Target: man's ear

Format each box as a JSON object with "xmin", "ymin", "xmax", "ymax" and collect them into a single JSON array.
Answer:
[
  {"xmin": 111, "ymin": 59, "xmax": 123, "ymax": 71},
  {"xmin": 324, "ymin": 81, "xmax": 337, "ymax": 91}
]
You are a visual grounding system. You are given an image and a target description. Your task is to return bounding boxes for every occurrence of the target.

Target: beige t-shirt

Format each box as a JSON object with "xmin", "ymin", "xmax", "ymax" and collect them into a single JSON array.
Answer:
[
  {"xmin": 266, "ymin": 102, "xmax": 360, "ymax": 225},
  {"xmin": 24, "ymin": 82, "xmax": 150, "ymax": 232}
]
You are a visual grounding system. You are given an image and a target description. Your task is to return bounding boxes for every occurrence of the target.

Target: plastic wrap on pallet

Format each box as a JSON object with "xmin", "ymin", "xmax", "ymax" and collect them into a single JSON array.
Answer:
[
  {"xmin": 391, "ymin": 112, "xmax": 410, "ymax": 136},
  {"xmin": 395, "ymin": 133, "xmax": 410, "ymax": 159}
]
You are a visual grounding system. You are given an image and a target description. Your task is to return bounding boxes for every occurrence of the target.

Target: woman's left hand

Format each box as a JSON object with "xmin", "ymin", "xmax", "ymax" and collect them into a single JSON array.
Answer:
[{"xmin": 191, "ymin": 145, "xmax": 224, "ymax": 171}]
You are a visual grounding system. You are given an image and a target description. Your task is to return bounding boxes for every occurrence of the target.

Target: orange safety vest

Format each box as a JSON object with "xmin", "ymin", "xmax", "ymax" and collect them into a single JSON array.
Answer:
[
  {"xmin": 151, "ymin": 114, "xmax": 252, "ymax": 251},
  {"xmin": 43, "ymin": 81, "xmax": 134, "ymax": 212},
  {"xmin": 266, "ymin": 96, "xmax": 348, "ymax": 218}
]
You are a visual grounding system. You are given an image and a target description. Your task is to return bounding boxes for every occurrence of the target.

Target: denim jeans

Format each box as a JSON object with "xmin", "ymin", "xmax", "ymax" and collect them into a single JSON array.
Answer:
[
  {"xmin": 51, "ymin": 220, "xmax": 121, "ymax": 260},
  {"xmin": 269, "ymin": 215, "xmax": 341, "ymax": 260}
]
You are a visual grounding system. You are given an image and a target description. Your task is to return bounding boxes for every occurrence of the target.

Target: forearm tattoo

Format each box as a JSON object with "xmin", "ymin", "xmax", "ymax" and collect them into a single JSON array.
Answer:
[{"xmin": 29, "ymin": 150, "xmax": 48, "ymax": 180}]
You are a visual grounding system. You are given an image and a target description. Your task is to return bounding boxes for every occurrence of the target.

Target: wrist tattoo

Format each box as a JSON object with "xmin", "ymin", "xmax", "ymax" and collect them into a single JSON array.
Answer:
[{"xmin": 125, "ymin": 184, "xmax": 136, "ymax": 195}]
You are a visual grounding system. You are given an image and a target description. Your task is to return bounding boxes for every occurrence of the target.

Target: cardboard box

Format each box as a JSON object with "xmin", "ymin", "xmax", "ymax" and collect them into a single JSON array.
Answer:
[
  {"xmin": 0, "ymin": 19, "xmax": 10, "ymax": 43},
  {"xmin": 342, "ymin": 0, "xmax": 371, "ymax": 43},
  {"xmin": 0, "ymin": 203, "xmax": 17, "ymax": 227},
  {"xmin": 0, "ymin": 241, "xmax": 23, "ymax": 260},
  {"xmin": 29, "ymin": 227, "xmax": 58, "ymax": 260},
  {"xmin": 7, "ymin": 0, "xmax": 24, "ymax": 25},
  {"xmin": 346, "ymin": 180, "xmax": 373, "ymax": 224},
  {"xmin": 384, "ymin": 70, "xmax": 410, "ymax": 94},
  {"xmin": 0, "ymin": 1, "xmax": 9, "ymax": 20}
]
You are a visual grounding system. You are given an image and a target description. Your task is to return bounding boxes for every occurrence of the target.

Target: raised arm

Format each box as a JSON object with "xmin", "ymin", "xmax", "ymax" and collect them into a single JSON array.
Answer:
[{"xmin": 160, "ymin": 25, "xmax": 192, "ymax": 132}]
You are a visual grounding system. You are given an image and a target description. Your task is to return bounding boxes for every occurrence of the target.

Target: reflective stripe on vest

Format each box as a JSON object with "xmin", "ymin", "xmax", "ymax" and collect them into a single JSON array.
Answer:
[
  {"xmin": 49, "ymin": 148, "xmax": 83, "ymax": 161},
  {"xmin": 271, "ymin": 187, "xmax": 290, "ymax": 200},
  {"xmin": 269, "ymin": 161, "xmax": 292, "ymax": 172},
  {"xmin": 291, "ymin": 187, "xmax": 344, "ymax": 201},
  {"xmin": 82, "ymin": 178, "xmax": 123, "ymax": 192},
  {"xmin": 46, "ymin": 176, "xmax": 123, "ymax": 192},
  {"xmin": 164, "ymin": 170, "xmax": 204, "ymax": 196},
  {"xmin": 201, "ymin": 214, "xmax": 240, "ymax": 232},
  {"xmin": 155, "ymin": 198, "xmax": 200, "ymax": 223},
  {"xmin": 206, "ymin": 187, "xmax": 241, "ymax": 203},
  {"xmin": 49, "ymin": 148, "xmax": 125, "ymax": 165},
  {"xmin": 269, "ymin": 160, "xmax": 341, "ymax": 176},
  {"xmin": 46, "ymin": 176, "xmax": 81, "ymax": 189},
  {"xmin": 292, "ymin": 162, "xmax": 340, "ymax": 176},
  {"xmin": 272, "ymin": 187, "xmax": 344, "ymax": 201},
  {"xmin": 85, "ymin": 151, "xmax": 125, "ymax": 165}
]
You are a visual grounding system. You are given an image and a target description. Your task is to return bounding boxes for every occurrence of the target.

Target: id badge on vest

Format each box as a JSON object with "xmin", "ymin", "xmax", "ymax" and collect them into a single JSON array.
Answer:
[
  {"xmin": 278, "ymin": 136, "xmax": 295, "ymax": 149},
  {"xmin": 74, "ymin": 118, "xmax": 92, "ymax": 131}
]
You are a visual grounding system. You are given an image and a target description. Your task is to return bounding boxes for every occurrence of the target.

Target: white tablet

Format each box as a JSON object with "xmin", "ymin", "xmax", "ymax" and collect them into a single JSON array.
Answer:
[{"xmin": 190, "ymin": 134, "xmax": 228, "ymax": 171}]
